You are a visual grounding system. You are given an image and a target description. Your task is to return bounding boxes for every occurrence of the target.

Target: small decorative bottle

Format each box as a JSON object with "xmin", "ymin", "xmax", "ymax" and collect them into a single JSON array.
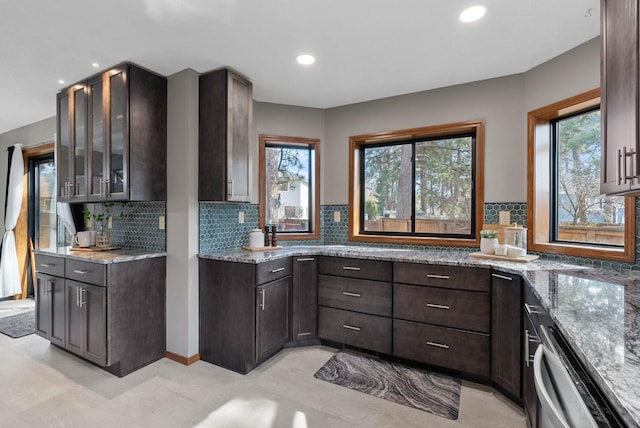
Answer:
[
  {"xmin": 271, "ymin": 225, "xmax": 278, "ymax": 247},
  {"xmin": 264, "ymin": 227, "xmax": 271, "ymax": 247}
]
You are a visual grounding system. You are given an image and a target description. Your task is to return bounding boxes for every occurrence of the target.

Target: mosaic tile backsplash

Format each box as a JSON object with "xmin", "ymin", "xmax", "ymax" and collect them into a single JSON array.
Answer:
[
  {"xmin": 199, "ymin": 201, "xmax": 640, "ymax": 269},
  {"xmin": 83, "ymin": 201, "xmax": 166, "ymax": 252}
]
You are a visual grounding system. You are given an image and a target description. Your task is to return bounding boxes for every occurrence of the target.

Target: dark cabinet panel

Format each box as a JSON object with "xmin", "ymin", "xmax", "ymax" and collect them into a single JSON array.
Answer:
[
  {"xmin": 35, "ymin": 274, "xmax": 52, "ymax": 339},
  {"xmin": 199, "ymin": 68, "xmax": 252, "ymax": 202},
  {"xmin": 491, "ymin": 272, "xmax": 522, "ymax": 402},
  {"xmin": 256, "ymin": 277, "xmax": 290, "ymax": 362},
  {"xmin": 318, "ymin": 306, "xmax": 392, "ymax": 353},
  {"xmin": 393, "ymin": 319, "xmax": 490, "ymax": 378},
  {"xmin": 319, "ymin": 256, "xmax": 392, "ymax": 281},
  {"xmin": 394, "ymin": 262, "xmax": 490, "ymax": 292},
  {"xmin": 394, "ymin": 283, "xmax": 490, "ymax": 333},
  {"xmin": 601, "ymin": 0, "xmax": 640, "ymax": 194},
  {"xmin": 65, "ymin": 280, "xmax": 107, "ymax": 366},
  {"xmin": 291, "ymin": 256, "xmax": 318, "ymax": 341},
  {"xmin": 318, "ymin": 275, "xmax": 392, "ymax": 317}
]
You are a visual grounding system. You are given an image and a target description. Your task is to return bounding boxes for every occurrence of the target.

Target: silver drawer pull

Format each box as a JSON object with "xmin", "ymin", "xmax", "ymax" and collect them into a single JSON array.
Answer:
[
  {"xmin": 342, "ymin": 266, "xmax": 361, "ymax": 271},
  {"xmin": 270, "ymin": 267, "xmax": 285, "ymax": 273},
  {"xmin": 73, "ymin": 269, "xmax": 88, "ymax": 275},
  {"xmin": 426, "ymin": 303, "xmax": 450, "ymax": 310},
  {"xmin": 492, "ymin": 273, "xmax": 513, "ymax": 281},
  {"xmin": 342, "ymin": 324, "xmax": 361, "ymax": 331},
  {"xmin": 296, "ymin": 257, "xmax": 315, "ymax": 262},
  {"xmin": 426, "ymin": 274, "xmax": 449, "ymax": 279},
  {"xmin": 40, "ymin": 263, "xmax": 54, "ymax": 268},
  {"xmin": 342, "ymin": 292, "xmax": 361, "ymax": 298},
  {"xmin": 426, "ymin": 341, "xmax": 450, "ymax": 349},
  {"xmin": 525, "ymin": 303, "xmax": 543, "ymax": 315}
]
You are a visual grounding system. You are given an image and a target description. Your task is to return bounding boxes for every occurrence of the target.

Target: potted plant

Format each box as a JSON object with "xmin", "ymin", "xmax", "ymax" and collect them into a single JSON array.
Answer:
[
  {"xmin": 479, "ymin": 229, "xmax": 499, "ymax": 254},
  {"xmin": 83, "ymin": 202, "xmax": 127, "ymax": 247}
]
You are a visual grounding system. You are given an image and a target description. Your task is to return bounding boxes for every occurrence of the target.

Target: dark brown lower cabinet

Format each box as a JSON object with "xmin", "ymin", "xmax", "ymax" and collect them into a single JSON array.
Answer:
[
  {"xmin": 256, "ymin": 276, "xmax": 291, "ymax": 362},
  {"xmin": 199, "ymin": 257, "xmax": 292, "ymax": 374},
  {"xmin": 35, "ymin": 273, "xmax": 65, "ymax": 347},
  {"xmin": 291, "ymin": 256, "xmax": 318, "ymax": 341},
  {"xmin": 34, "ymin": 254, "xmax": 166, "ymax": 377},
  {"xmin": 65, "ymin": 280, "xmax": 107, "ymax": 366},
  {"xmin": 491, "ymin": 271, "xmax": 522, "ymax": 401}
]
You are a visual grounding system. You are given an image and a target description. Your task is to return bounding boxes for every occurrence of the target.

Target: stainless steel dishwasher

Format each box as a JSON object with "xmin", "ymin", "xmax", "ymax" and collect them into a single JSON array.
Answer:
[{"xmin": 533, "ymin": 325, "xmax": 598, "ymax": 428}]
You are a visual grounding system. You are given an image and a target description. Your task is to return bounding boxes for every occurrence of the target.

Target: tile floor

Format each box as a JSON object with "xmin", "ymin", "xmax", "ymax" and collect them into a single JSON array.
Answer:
[{"xmin": 0, "ymin": 299, "xmax": 526, "ymax": 428}]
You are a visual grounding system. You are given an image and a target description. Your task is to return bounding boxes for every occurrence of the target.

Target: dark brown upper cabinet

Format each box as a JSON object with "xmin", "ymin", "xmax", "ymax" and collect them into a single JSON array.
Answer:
[
  {"xmin": 601, "ymin": 0, "xmax": 640, "ymax": 194},
  {"xmin": 199, "ymin": 68, "xmax": 253, "ymax": 202},
  {"xmin": 57, "ymin": 62, "xmax": 167, "ymax": 202}
]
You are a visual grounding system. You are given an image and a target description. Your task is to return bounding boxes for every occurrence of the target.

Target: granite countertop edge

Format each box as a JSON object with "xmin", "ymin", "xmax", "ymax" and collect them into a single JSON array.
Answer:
[{"xmin": 34, "ymin": 247, "xmax": 167, "ymax": 264}]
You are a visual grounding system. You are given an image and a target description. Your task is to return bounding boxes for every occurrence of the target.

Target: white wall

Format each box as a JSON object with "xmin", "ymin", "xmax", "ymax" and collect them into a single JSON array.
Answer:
[{"xmin": 165, "ymin": 69, "xmax": 200, "ymax": 359}]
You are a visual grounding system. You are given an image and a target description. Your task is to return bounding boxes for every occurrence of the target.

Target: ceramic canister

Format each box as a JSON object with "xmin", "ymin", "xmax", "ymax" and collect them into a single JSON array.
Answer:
[
  {"xmin": 504, "ymin": 223, "xmax": 527, "ymax": 253},
  {"xmin": 248, "ymin": 228, "xmax": 265, "ymax": 248}
]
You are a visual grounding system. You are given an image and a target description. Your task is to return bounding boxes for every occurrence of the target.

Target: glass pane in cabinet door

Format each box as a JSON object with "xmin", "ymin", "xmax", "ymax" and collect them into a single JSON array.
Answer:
[
  {"xmin": 73, "ymin": 87, "xmax": 86, "ymax": 197},
  {"xmin": 90, "ymin": 80, "xmax": 104, "ymax": 197},
  {"xmin": 57, "ymin": 92, "xmax": 70, "ymax": 197},
  {"xmin": 110, "ymin": 71, "xmax": 126, "ymax": 195}
]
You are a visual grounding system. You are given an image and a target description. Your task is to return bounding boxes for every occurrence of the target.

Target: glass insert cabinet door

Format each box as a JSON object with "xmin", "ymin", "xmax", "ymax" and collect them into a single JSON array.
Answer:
[{"xmin": 86, "ymin": 67, "xmax": 128, "ymax": 200}]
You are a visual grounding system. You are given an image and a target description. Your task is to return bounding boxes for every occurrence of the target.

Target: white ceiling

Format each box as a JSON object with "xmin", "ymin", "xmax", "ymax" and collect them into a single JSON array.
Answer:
[{"xmin": 0, "ymin": 0, "xmax": 599, "ymax": 135}]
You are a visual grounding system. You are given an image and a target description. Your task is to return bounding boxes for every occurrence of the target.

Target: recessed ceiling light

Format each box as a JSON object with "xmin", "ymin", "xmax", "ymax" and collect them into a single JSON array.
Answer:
[
  {"xmin": 92, "ymin": 62, "xmax": 100, "ymax": 68},
  {"xmin": 58, "ymin": 79, "xmax": 65, "ymax": 84},
  {"xmin": 296, "ymin": 54, "xmax": 315, "ymax": 65},
  {"xmin": 460, "ymin": 5, "xmax": 486, "ymax": 23}
]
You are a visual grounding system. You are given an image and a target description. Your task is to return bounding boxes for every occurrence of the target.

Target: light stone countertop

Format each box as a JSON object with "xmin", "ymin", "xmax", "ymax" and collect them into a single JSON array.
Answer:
[
  {"xmin": 35, "ymin": 246, "xmax": 166, "ymax": 264},
  {"xmin": 201, "ymin": 245, "xmax": 640, "ymax": 426}
]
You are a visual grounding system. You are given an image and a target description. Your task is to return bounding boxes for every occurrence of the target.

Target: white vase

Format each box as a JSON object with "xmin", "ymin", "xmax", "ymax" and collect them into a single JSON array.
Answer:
[{"xmin": 480, "ymin": 237, "xmax": 498, "ymax": 254}]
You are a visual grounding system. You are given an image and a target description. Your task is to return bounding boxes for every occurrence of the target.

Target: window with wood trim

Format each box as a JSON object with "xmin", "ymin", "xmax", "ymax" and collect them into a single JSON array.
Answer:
[
  {"xmin": 259, "ymin": 135, "xmax": 320, "ymax": 240},
  {"xmin": 349, "ymin": 121, "xmax": 485, "ymax": 247},
  {"xmin": 527, "ymin": 89, "xmax": 636, "ymax": 262}
]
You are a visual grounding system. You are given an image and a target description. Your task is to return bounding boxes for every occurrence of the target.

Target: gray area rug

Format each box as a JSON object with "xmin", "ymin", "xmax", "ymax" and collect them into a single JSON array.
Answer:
[
  {"xmin": 0, "ymin": 310, "xmax": 35, "ymax": 338},
  {"xmin": 314, "ymin": 351, "xmax": 461, "ymax": 420}
]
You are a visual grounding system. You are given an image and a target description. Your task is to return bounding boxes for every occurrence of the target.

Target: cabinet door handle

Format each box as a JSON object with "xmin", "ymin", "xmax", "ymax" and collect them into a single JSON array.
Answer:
[
  {"xmin": 524, "ymin": 303, "xmax": 543, "ymax": 315},
  {"xmin": 260, "ymin": 289, "xmax": 266, "ymax": 311},
  {"xmin": 342, "ymin": 266, "xmax": 361, "ymax": 271},
  {"xmin": 427, "ymin": 274, "xmax": 449, "ymax": 279},
  {"xmin": 73, "ymin": 269, "xmax": 88, "ymax": 275},
  {"xmin": 342, "ymin": 324, "xmax": 361, "ymax": 331},
  {"xmin": 76, "ymin": 286, "xmax": 80, "ymax": 307},
  {"xmin": 491, "ymin": 273, "xmax": 513, "ymax": 281},
  {"xmin": 228, "ymin": 180, "xmax": 234, "ymax": 198},
  {"xmin": 270, "ymin": 267, "xmax": 285, "ymax": 273},
  {"xmin": 40, "ymin": 263, "xmax": 54, "ymax": 268},
  {"xmin": 296, "ymin": 257, "xmax": 315, "ymax": 262},
  {"xmin": 79, "ymin": 288, "xmax": 86, "ymax": 308},
  {"xmin": 426, "ymin": 303, "xmax": 450, "ymax": 310},
  {"xmin": 342, "ymin": 292, "xmax": 361, "ymax": 298},
  {"xmin": 524, "ymin": 329, "xmax": 540, "ymax": 367},
  {"xmin": 426, "ymin": 341, "xmax": 450, "ymax": 349}
]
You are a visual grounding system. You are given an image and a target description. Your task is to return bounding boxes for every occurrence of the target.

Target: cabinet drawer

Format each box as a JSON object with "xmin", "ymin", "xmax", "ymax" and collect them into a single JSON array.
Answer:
[
  {"xmin": 394, "ymin": 284, "xmax": 490, "ymax": 333},
  {"xmin": 35, "ymin": 255, "xmax": 65, "ymax": 277},
  {"xmin": 65, "ymin": 259, "xmax": 106, "ymax": 286},
  {"xmin": 319, "ymin": 256, "xmax": 392, "ymax": 282},
  {"xmin": 256, "ymin": 258, "xmax": 292, "ymax": 285},
  {"xmin": 393, "ymin": 319, "xmax": 490, "ymax": 378},
  {"xmin": 318, "ymin": 275, "xmax": 391, "ymax": 316},
  {"xmin": 393, "ymin": 263, "xmax": 490, "ymax": 292},
  {"xmin": 318, "ymin": 306, "xmax": 391, "ymax": 353}
]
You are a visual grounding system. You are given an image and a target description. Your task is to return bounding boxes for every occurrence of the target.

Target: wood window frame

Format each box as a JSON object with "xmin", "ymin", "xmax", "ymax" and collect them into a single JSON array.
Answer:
[
  {"xmin": 527, "ymin": 88, "xmax": 636, "ymax": 263},
  {"xmin": 259, "ymin": 135, "xmax": 321, "ymax": 241},
  {"xmin": 349, "ymin": 120, "xmax": 485, "ymax": 247}
]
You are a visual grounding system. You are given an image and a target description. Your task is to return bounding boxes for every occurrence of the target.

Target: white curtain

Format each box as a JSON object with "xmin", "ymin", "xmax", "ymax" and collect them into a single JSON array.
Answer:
[{"xmin": 0, "ymin": 143, "xmax": 24, "ymax": 298}]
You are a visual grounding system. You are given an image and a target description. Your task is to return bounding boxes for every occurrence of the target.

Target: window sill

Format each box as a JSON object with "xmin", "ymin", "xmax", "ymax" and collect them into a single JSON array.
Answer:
[
  {"xmin": 348, "ymin": 232, "xmax": 479, "ymax": 248},
  {"xmin": 528, "ymin": 242, "xmax": 635, "ymax": 263}
]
